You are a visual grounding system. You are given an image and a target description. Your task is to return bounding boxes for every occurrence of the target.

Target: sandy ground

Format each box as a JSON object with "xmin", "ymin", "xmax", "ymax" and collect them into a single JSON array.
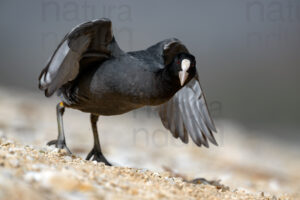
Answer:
[{"xmin": 0, "ymin": 87, "xmax": 299, "ymax": 199}]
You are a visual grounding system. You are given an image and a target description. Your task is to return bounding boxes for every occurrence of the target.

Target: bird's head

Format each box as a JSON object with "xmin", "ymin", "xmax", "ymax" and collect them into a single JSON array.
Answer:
[{"xmin": 167, "ymin": 52, "xmax": 196, "ymax": 86}]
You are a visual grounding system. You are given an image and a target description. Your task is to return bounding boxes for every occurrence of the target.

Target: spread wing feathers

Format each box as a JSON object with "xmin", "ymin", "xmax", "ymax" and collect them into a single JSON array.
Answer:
[
  {"xmin": 39, "ymin": 18, "xmax": 122, "ymax": 97},
  {"xmin": 158, "ymin": 78, "xmax": 217, "ymax": 147}
]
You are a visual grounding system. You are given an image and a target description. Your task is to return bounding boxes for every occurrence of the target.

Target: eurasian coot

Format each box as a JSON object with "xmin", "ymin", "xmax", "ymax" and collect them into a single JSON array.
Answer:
[{"xmin": 39, "ymin": 18, "xmax": 217, "ymax": 166}]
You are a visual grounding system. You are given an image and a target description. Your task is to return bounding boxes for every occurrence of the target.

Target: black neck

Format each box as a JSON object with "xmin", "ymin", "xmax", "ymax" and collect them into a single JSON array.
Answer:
[{"xmin": 158, "ymin": 67, "xmax": 181, "ymax": 94}]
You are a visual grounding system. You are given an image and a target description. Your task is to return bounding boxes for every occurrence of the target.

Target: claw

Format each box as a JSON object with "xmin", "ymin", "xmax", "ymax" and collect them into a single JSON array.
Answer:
[
  {"xmin": 47, "ymin": 139, "xmax": 72, "ymax": 154},
  {"xmin": 47, "ymin": 140, "xmax": 57, "ymax": 146},
  {"xmin": 86, "ymin": 148, "xmax": 111, "ymax": 166}
]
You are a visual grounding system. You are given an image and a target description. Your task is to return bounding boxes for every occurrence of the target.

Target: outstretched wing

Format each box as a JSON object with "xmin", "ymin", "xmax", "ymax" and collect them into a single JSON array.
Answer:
[
  {"xmin": 158, "ymin": 77, "xmax": 217, "ymax": 147},
  {"xmin": 39, "ymin": 18, "xmax": 123, "ymax": 97}
]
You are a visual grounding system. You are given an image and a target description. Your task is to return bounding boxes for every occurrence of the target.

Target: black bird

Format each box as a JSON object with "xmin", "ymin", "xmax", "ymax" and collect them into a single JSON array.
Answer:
[{"xmin": 39, "ymin": 18, "xmax": 217, "ymax": 166}]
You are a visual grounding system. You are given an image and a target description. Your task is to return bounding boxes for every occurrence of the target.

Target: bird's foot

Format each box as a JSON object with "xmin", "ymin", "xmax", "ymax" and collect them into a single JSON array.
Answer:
[
  {"xmin": 86, "ymin": 148, "xmax": 112, "ymax": 166},
  {"xmin": 47, "ymin": 139, "xmax": 72, "ymax": 155}
]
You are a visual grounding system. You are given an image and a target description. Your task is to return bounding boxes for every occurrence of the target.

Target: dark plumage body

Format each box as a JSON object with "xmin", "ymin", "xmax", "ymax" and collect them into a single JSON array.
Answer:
[
  {"xmin": 38, "ymin": 18, "xmax": 217, "ymax": 165},
  {"xmin": 62, "ymin": 53, "xmax": 182, "ymax": 115}
]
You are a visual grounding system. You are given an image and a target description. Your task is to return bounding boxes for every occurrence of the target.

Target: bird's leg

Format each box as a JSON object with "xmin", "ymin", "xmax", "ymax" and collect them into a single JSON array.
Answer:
[
  {"xmin": 47, "ymin": 102, "xmax": 71, "ymax": 154},
  {"xmin": 86, "ymin": 114, "xmax": 111, "ymax": 166}
]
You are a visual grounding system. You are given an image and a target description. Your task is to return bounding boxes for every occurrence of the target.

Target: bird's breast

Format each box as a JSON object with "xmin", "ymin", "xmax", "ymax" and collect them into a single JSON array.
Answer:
[{"xmin": 68, "ymin": 57, "xmax": 178, "ymax": 115}]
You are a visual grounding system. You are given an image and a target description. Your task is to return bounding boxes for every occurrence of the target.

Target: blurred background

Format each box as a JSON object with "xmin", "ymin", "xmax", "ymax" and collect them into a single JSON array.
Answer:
[
  {"xmin": 1, "ymin": 0, "xmax": 299, "ymax": 139},
  {"xmin": 0, "ymin": 0, "xmax": 299, "ymax": 197}
]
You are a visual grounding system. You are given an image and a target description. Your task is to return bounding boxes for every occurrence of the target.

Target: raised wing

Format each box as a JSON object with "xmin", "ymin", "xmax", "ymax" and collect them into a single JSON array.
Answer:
[
  {"xmin": 159, "ymin": 77, "xmax": 217, "ymax": 147},
  {"xmin": 39, "ymin": 18, "xmax": 123, "ymax": 97}
]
